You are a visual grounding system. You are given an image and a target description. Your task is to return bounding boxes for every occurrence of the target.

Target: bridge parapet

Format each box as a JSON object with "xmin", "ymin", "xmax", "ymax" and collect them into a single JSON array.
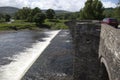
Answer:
[
  {"xmin": 99, "ymin": 24, "xmax": 120, "ymax": 80},
  {"xmin": 66, "ymin": 20, "xmax": 120, "ymax": 80},
  {"xmin": 66, "ymin": 20, "xmax": 101, "ymax": 80}
]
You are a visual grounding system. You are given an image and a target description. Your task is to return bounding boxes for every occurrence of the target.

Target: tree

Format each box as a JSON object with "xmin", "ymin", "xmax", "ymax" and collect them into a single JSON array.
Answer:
[
  {"xmin": 84, "ymin": 0, "xmax": 94, "ymax": 19},
  {"xmin": 114, "ymin": 0, "xmax": 120, "ymax": 20},
  {"xmin": 103, "ymin": 8, "xmax": 114, "ymax": 18},
  {"xmin": 33, "ymin": 13, "xmax": 46, "ymax": 26},
  {"xmin": 5, "ymin": 14, "xmax": 11, "ymax": 22},
  {"xmin": 27, "ymin": 7, "xmax": 41, "ymax": 22},
  {"xmin": 15, "ymin": 7, "xmax": 31, "ymax": 20},
  {"xmin": 46, "ymin": 9, "xmax": 55, "ymax": 19},
  {"xmin": 93, "ymin": 0, "xmax": 104, "ymax": 19},
  {"xmin": 80, "ymin": 0, "xmax": 104, "ymax": 20},
  {"xmin": 0, "ymin": 13, "xmax": 4, "ymax": 21},
  {"xmin": 80, "ymin": 9, "xmax": 87, "ymax": 20},
  {"xmin": 31, "ymin": 7, "xmax": 41, "ymax": 17},
  {"xmin": 14, "ymin": 12, "xmax": 20, "ymax": 19}
]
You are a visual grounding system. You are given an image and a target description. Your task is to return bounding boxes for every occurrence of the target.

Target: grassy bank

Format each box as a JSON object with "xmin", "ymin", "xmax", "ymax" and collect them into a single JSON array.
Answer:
[
  {"xmin": 0, "ymin": 20, "xmax": 38, "ymax": 31},
  {"xmin": 44, "ymin": 19, "xmax": 68, "ymax": 29},
  {"xmin": 0, "ymin": 19, "xmax": 68, "ymax": 31}
]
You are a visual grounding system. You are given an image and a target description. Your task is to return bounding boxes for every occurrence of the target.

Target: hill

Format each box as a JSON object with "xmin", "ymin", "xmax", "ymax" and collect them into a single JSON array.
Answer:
[
  {"xmin": 103, "ymin": 8, "xmax": 115, "ymax": 17},
  {"xmin": 0, "ymin": 6, "xmax": 19, "ymax": 16},
  {"xmin": 42, "ymin": 10, "xmax": 70, "ymax": 14},
  {"xmin": 104, "ymin": 8, "xmax": 114, "ymax": 12},
  {"xmin": 0, "ymin": 6, "xmax": 69, "ymax": 16}
]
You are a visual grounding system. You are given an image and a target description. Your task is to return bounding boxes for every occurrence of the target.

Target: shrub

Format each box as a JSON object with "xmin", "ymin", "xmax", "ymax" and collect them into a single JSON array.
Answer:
[{"xmin": 33, "ymin": 13, "xmax": 46, "ymax": 26}]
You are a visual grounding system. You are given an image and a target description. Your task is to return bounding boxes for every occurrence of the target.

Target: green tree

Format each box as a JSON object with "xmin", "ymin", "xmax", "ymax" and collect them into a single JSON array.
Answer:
[
  {"xmin": 15, "ymin": 7, "xmax": 31, "ymax": 20},
  {"xmin": 80, "ymin": 0, "xmax": 104, "ymax": 20},
  {"xmin": 14, "ymin": 12, "xmax": 20, "ymax": 19},
  {"xmin": 0, "ymin": 13, "xmax": 4, "ymax": 21},
  {"xmin": 93, "ymin": 0, "xmax": 104, "ymax": 19},
  {"xmin": 5, "ymin": 14, "xmax": 11, "ymax": 22},
  {"xmin": 114, "ymin": 1, "xmax": 120, "ymax": 20},
  {"xmin": 27, "ymin": 7, "xmax": 41, "ymax": 22},
  {"xmin": 46, "ymin": 9, "xmax": 55, "ymax": 19},
  {"xmin": 33, "ymin": 13, "xmax": 46, "ymax": 26},
  {"xmin": 84, "ymin": 0, "xmax": 94, "ymax": 19},
  {"xmin": 103, "ymin": 8, "xmax": 114, "ymax": 18},
  {"xmin": 80, "ymin": 9, "xmax": 86, "ymax": 20}
]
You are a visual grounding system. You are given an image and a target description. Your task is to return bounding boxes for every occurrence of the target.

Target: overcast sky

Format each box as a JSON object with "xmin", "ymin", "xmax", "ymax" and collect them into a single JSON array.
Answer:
[{"xmin": 0, "ymin": 0, "xmax": 118, "ymax": 12}]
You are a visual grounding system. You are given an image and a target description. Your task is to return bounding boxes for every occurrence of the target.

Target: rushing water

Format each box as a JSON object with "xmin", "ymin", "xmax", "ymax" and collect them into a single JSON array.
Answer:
[{"xmin": 0, "ymin": 30, "xmax": 60, "ymax": 80}]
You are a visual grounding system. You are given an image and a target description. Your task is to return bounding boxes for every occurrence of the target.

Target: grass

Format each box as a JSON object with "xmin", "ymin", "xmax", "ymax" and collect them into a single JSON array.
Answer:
[
  {"xmin": 0, "ymin": 19, "xmax": 69, "ymax": 31},
  {"xmin": 44, "ymin": 19, "xmax": 69, "ymax": 29},
  {"xmin": 0, "ymin": 20, "xmax": 40, "ymax": 31}
]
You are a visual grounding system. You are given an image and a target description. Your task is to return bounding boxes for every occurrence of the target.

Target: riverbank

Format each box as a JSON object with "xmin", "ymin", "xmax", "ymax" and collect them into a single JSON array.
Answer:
[{"xmin": 0, "ymin": 19, "xmax": 68, "ymax": 31}]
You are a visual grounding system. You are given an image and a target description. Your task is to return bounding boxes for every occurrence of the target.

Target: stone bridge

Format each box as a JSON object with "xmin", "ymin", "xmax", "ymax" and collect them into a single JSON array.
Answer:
[{"xmin": 66, "ymin": 20, "xmax": 120, "ymax": 80}]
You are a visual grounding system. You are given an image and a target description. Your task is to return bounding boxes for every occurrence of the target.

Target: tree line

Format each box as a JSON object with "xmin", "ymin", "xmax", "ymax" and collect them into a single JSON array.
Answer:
[
  {"xmin": 14, "ymin": 7, "xmax": 55, "ymax": 25},
  {"xmin": 57, "ymin": 0, "xmax": 120, "ymax": 20},
  {"xmin": 103, "ymin": 7, "xmax": 120, "ymax": 20},
  {"xmin": 80, "ymin": 0, "xmax": 104, "ymax": 20},
  {"xmin": 0, "ymin": 0, "xmax": 120, "ymax": 23},
  {"xmin": 0, "ymin": 13, "xmax": 11, "ymax": 22}
]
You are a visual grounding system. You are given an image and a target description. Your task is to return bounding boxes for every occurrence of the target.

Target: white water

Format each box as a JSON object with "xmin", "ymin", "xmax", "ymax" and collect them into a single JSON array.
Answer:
[{"xmin": 0, "ymin": 30, "xmax": 61, "ymax": 80}]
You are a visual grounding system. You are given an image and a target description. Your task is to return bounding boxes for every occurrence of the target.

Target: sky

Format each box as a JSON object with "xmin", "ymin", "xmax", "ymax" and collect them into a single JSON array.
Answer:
[{"xmin": 0, "ymin": 0, "xmax": 119, "ymax": 12}]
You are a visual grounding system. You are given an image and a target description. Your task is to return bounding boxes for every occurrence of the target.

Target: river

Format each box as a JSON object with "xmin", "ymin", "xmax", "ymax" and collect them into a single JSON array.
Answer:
[{"xmin": 0, "ymin": 30, "xmax": 60, "ymax": 80}]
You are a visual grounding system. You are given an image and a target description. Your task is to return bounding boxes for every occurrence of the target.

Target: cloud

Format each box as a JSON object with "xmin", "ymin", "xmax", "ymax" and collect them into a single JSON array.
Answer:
[
  {"xmin": 101, "ymin": 1, "xmax": 117, "ymax": 8},
  {"xmin": 30, "ymin": 0, "xmax": 86, "ymax": 12},
  {"xmin": 0, "ymin": 0, "xmax": 86, "ymax": 12},
  {"xmin": 0, "ymin": 0, "xmax": 117, "ymax": 12},
  {"xmin": 0, "ymin": 0, "xmax": 30, "ymax": 8}
]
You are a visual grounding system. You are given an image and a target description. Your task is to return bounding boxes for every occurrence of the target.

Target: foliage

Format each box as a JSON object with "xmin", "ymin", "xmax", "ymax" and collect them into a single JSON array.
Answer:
[
  {"xmin": 27, "ymin": 7, "xmax": 41, "ymax": 22},
  {"xmin": 92, "ymin": 0, "xmax": 104, "ymax": 19},
  {"xmin": 101, "ymin": 0, "xmax": 120, "ymax": 21},
  {"xmin": 103, "ymin": 8, "xmax": 114, "ymax": 18},
  {"xmin": 0, "ymin": 13, "xmax": 5, "ymax": 22},
  {"xmin": 80, "ymin": 9, "xmax": 85, "ymax": 20},
  {"xmin": 0, "ymin": 13, "xmax": 4, "ymax": 19},
  {"xmin": 46, "ymin": 9, "xmax": 55, "ymax": 19},
  {"xmin": 0, "ymin": 19, "xmax": 68, "ymax": 31},
  {"xmin": 80, "ymin": 0, "xmax": 104, "ymax": 20},
  {"xmin": 83, "ymin": 0, "xmax": 94, "ymax": 19},
  {"xmin": 14, "ymin": 7, "xmax": 31, "ymax": 20},
  {"xmin": 114, "ymin": 1, "xmax": 120, "ymax": 20},
  {"xmin": 5, "ymin": 14, "xmax": 11, "ymax": 22},
  {"xmin": 44, "ymin": 19, "xmax": 68, "ymax": 29},
  {"xmin": 15, "ymin": 7, "xmax": 44, "ymax": 23},
  {"xmin": 33, "ymin": 13, "xmax": 46, "ymax": 26},
  {"xmin": 0, "ymin": 13, "xmax": 11, "ymax": 22},
  {"xmin": 0, "ymin": 20, "xmax": 43, "ymax": 31},
  {"xmin": 56, "ymin": 12, "xmax": 80, "ymax": 20}
]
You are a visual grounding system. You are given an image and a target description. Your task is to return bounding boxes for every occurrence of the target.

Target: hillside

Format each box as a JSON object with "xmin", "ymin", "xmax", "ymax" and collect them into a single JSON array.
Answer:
[
  {"xmin": 0, "ymin": 6, "xmax": 69, "ymax": 16},
  {"xmin": 0, "ymin": 6, "xmax": 19, "ymax": 15},
  {"xmin": 42, "ymin": 10, "xmax": 69, "ymax": 14},
  {"xmin": 103, "ymin": 8, "xmax": 115, "ymax": 17},
  {"xmin": 104, "ymin": 8, "xmax": 114, "ymax": 12}
]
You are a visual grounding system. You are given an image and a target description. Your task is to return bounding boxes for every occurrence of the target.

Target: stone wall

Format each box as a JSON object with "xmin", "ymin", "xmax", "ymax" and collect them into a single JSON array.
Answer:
[
  {"xmin": 99, "ymin": 24, "xmax": 120, "ymax": 80},
  {"xmin": 66, "ymin": 21, "xmax": 120, "ymax": 80},
  {"xmin": 66, "ymin": 21, "xmax": 101, "ymax": 80}
]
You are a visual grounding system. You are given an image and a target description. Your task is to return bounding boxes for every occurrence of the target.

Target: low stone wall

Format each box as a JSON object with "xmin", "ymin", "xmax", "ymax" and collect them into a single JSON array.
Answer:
[
  {"xmin": 99, "ymin": 24, "xmax": 120, "ymax": 80},
  {"xmin": 66, "ymin": 21, "xmax": 120, "ymax": 80},
  {"xmin": 66, "ymin": 21, "xmax": 101, "ymax": 80}
]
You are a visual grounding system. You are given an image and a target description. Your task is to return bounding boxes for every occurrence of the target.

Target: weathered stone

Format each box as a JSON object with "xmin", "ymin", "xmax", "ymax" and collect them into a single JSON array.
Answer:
[
  {"xmin": 67, "ymin": 21, "xmax": 101, "ymax": 80},
  {"xmin": 99, "ymin": 24, "xmax": 120, "ymax": 80}
]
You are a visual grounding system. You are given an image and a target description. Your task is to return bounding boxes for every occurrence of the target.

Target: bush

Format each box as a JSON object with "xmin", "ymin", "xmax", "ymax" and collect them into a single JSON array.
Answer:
[
  {"xmin": 33, "ymin": 13, "xmax": 46, "ymax": 26},
  {"xmin": 44, "ymin": 19, "xmax": 68, "ymax": 29}
]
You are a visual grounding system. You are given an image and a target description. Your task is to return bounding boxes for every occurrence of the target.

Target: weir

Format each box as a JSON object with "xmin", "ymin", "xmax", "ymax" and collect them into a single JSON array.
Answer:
[{"xmin": 0, "ymin": 30, "xmax": 60, "ymax": 80}]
